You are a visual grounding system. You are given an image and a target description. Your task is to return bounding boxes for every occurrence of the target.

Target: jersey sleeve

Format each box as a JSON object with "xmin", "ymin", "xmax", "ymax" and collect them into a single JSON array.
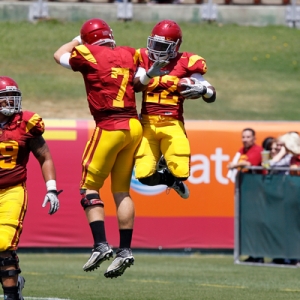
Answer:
[
  {"xmin": 22, "ymin": 111, "xmax": 45, "ymax": 137},
  {"xmin": 69, "ymin": 45, "xmax": 93, "ymax": 72},
  {"xmin": 136, "ymin": 48, "xmax": 147, "ymax": 69},
  {"xmin": 184, "ymin": 52, "xmax": 208, "ymax": 76}
]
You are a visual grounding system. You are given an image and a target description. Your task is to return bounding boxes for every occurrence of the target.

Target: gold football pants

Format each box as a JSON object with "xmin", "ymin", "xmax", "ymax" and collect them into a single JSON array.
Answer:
[
  {"xmin": 0, "ymin": 184, "xmax": 27, "ymax": 252},
  {"xmin": 80, "ymin": 118, "xmax": 143, "ymax": 193},
  {"xmin": 135, "ymin": 115, "xmax": 190, "ymax": 179}
]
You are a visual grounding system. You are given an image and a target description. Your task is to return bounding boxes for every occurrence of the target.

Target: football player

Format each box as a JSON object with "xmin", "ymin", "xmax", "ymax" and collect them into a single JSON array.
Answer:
[
  {"xmin": 0, "ymin": 76, "xmax": 61, "ymax": 300},
  {"xmin": 54, "ymin": 18, "xmax": 153, "ymax": 278},
  {"xmin": 133, "ymin": 19, "xmax": 216, "ymax": 199}
]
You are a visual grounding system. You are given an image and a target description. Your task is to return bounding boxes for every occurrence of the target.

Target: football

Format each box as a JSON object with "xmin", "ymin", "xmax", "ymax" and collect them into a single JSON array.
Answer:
[{"xmin": 177, "ymin": 77, "xmax": 198, "ymax": 99}]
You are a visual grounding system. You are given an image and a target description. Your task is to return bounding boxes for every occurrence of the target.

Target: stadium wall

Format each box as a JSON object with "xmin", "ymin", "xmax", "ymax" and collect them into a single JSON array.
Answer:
[
  {"xmin": 19, "ymin": 120, "xmax": 300, "ymax": 250},
  {"xmin": 0, "ymin": 2, "xmax": 288, "ymax": 26}
]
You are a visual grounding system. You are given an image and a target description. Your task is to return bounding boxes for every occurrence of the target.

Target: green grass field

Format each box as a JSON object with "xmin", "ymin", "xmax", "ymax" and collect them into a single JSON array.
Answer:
[
  {"xmin": 12, "ymin": 252, "xmax": 300, "ymax": 300},
  {"xmin": 1, "ymin": 20, "xmax": 300, "ymax": 300},
  {"xmin": 1, "ymin": 20, "xmax": 300, "ymax": 120}
]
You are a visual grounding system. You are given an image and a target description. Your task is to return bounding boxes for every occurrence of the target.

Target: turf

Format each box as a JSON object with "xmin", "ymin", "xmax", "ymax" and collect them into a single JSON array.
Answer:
[
  {"xmin": 14, "ymin": 252, "xmax": 300, "ymax": 300},
  {"xmin": 1, "ymin": 20, "xmax": 299, "ymax": 120}
]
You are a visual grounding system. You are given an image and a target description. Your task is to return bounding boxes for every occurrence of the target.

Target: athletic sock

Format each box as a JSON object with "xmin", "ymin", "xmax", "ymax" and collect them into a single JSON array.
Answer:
[
  {"xmin": 89, "ymin": 220, "xmax": 106, "ymax": 245},
  {"xmin": 119, "ymin": 229, "xmax": 133, "ymax": 249}
]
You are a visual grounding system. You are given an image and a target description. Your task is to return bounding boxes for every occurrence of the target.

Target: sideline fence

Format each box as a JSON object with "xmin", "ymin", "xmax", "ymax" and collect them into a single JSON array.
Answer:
[{"xmin": 234, "ymin": 166, "xmax": 300, "ymax": 268}]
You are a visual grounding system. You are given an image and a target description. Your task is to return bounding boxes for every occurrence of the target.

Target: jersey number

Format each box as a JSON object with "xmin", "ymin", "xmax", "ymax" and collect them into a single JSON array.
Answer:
[
  {"xmin": 0, "ymin": 141, "xmax": 19, "ymax": 169},
  {"xmin": 111, "ymin": 68, "xmax": 130, "ymax": 108},
  {"xmin": 146, "ymin": 75, "xmax": 180, "ymax": 105}
]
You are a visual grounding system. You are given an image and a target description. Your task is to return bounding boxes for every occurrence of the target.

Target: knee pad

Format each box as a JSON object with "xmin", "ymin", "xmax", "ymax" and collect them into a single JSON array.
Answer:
[
  {"xmin": 0, "ymin": 251, "xmax": 21, "ymax": 278},
  {"xmin": 80, "ymin": 192, "xmax": 104, "ymax": 210}
]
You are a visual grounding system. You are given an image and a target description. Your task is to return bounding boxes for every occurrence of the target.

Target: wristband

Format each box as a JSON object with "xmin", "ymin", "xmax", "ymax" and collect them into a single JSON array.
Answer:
[
  {"xmin": 46, "ymin": 180, "xmax": 57, "ymax": 192},
  {"xmin": 72, "ymin": 35, "xmax": 82, "ymax": 45},
  {"xmin": 139, "ymin": 73, "xmax": 151, "ymax": 85},
  {"xmin": 203, "ymin": 87, "xmax": 214, "ymax": 98}
]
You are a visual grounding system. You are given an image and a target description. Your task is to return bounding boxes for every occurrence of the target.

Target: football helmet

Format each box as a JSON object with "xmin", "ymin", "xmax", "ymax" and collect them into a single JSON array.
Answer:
[
  {"xmin": 147, "ymin": 19, "xmax": 182, "ymax": 61},
  {"xmin": 80, "ymin": 18, "xmax": 116, "ymax": 48},
  {"xmin": 0, "ymin": 76, "xmax": 22, "ymax": 116}
]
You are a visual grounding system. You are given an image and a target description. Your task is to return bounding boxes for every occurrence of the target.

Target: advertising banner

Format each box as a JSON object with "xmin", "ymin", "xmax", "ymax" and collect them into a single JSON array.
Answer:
[{"xmin": 19, "ymin": 120, "xmax": 300, "ymax": 249}]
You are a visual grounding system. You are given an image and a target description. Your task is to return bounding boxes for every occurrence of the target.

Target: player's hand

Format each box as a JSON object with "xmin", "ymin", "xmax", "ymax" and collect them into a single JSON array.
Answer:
[
  {"xmin": 146, "ymin": 60, "xmax": 170, "ymax": 78},
  {"xmin": 180, "ymin": 77, "xmax": 207, "ymax": 99},
  {"xmin": 42, "ymin": 190, "xmax": 63, "ymax": 215}
]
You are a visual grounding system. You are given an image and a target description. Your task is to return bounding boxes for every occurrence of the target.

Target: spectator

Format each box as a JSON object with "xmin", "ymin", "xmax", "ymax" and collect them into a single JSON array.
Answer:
[
  {"xmin": 227, "ymin": 128, "xmax": 264, "ymax": 263},
  {"xmin": 227, "ymin": 128, "xmax": 263, "ymax": 172},
  {"xmin": 262, "ymin": 136, "xmax": 275, "ymax": 153},
  {"xmin": 269, "ymin": 139, "xmax": 279, "ymax": 158},
  {"xmin": 260, "ymin": 136, "xmax": 275, "ymax": 168},
  {"xmin": 0, "ymin": 76, "xmax": 61, "ymax": 300},
  {"xmin": 278, "ymin": 132, "xmax": 300, "ymax": 175},
  {"xmin": 268, "ymin": 138, "xmax": 292, "ymax": 173},
  {"xmin": 54, "ymin": 18, "xmax": 143, "ymax": 278}
]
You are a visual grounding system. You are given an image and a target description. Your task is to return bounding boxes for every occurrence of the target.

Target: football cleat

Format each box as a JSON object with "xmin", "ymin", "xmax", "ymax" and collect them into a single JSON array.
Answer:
[
  {"xmin": 18, "ymin": 275, "xmax": 25, "ymax": 300},
  {"xmin": 156, "ymin": 155, "xmax": 167, "ymax": 172},
  {"xmin": 83, "ymin": 242, "xmax": 113, "ymax": 272},
  {"xmin": 104, "ymin": 248, "xmax": 134, "ymax": 279},
  {"xmin": 169, "ymin": 179, "xmax": 190, "ymax": 199}
]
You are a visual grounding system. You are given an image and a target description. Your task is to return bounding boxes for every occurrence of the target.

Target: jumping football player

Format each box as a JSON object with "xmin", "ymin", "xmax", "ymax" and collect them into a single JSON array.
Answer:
[
  {"xmin": 133, "ymin": 19, "xmax": 217, "ymax": 199},
  {"xmin": 54, "ymin": 18, "xmax": 147, "ymax": 278}
]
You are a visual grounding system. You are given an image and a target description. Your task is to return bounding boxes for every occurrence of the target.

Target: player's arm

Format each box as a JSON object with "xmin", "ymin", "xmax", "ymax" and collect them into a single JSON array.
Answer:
[
  {"xmin": 53, "ymin": 36, "xmax": 82, "ymax": 69},
  {"xmin": 180, "ymin": 73, "xmax": 216, "ymax": 103},
  {"xmin": 192, "ymin": 73, "xmax": 216, "ymax": 103},
  {"xmin": 30, "ymin": 136, "xmax": 56, "ymax": 182},
  {"xmin": 133, "ymin": 60, "xmax": 170, "ymax": 92},
  {"xmin": 133, "ymin": 67, "xmax": 149, "ymax": 92},
  {"xmin": 30, "ymin": 136, "xmax": 62, "ymax": 215}
]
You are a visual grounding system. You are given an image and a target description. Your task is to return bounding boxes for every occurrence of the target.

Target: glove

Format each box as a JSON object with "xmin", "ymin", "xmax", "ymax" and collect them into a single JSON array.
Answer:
[
  {"xmin": 146, "ymin": 60, "xmax": 170, "ymax": 78},
  {"xmin": 180, "ymin": 77, "xmax": 207, "ymax": 99},
  {"xmin": 42, "ymin": 190, "xmax": 63, "ymax": 215}
]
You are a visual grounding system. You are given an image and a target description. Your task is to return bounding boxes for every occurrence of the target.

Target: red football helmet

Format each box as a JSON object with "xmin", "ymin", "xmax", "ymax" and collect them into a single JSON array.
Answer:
[
  {"xmin": 80, "ymin": 18, "xmax": 116, "ymax": 48},
  {"xmin": 0, "ymin": 76, "xmax": 22, "ymax": 116},
  {"xmin": 147, "ymin": 19, "xmax": 182, "ymax": 61}
]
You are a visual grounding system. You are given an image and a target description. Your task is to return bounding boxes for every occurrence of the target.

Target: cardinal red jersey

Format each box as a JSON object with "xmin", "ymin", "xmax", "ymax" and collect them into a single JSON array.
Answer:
[
  {"xmin": 137, "ymin": 48, "xmax": 208, "ymax": 123},
  {"xmin": 0, "ymin": 111, "xmax": 44, "ymax": 189},
  {"xmin": 70, "ymin": 45, "xmax": 139, "ymax": 130}
]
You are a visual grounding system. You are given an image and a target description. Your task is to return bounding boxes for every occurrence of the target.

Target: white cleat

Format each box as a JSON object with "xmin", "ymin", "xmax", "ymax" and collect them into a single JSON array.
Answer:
[
  {"xmin": 83, "ymin": 242, "xmax": 113, "ymax": 272},
  {"xmin": 170, "ymin": 180, "xmax": 190, "ymax": 199},
  {"xmin": 104, "ymin": 248, "xmax": 134, "ymax": 279}
]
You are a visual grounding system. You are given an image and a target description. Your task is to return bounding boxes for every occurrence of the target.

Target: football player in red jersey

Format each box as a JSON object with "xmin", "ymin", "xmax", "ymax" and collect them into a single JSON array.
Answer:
[
  {"xmin": 133, "ymin": 19, "xmax": 216, "ymax": 199},
  {"xmin": 0, "ymin": 76, "xmax": 61, "ymax": 300},
  {"xmin": 54, "ymin": 18, "xmax": 144, "ymax": 278}
]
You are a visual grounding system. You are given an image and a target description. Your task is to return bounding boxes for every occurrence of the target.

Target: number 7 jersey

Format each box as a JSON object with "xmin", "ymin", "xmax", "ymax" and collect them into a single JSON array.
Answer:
[
  {"xmin": 69, "ymin": 44, "xmax": 139, "ymax": 130},
  {"xmin": 137, "ymin": 48, "xmax": 208, "ymax": 123}
]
